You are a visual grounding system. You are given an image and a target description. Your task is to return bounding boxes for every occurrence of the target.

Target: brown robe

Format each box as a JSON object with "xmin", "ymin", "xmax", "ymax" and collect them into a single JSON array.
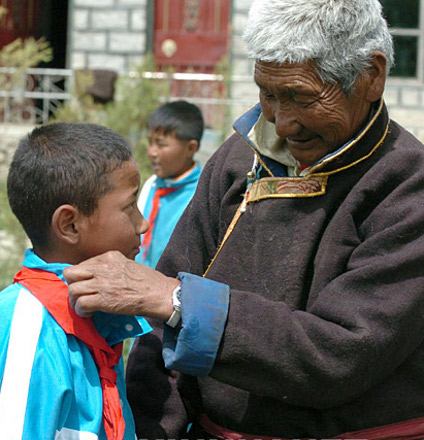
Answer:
[{"xmin": 127, "ymin": 101, "xmax": 424, "ymax": 438}]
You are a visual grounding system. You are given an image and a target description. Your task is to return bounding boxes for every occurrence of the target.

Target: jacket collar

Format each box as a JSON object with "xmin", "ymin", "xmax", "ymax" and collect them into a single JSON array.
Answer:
[
  {"xmin": 233, "ymin": 99, "xmax": 389, "ymax": 176},
  {"xmin": 155, "ymin": 161, "xmax": 202, "ymax": 189},
  {"xmin": 21, "ymin": 249, "xmax": 152, "ymax": 344}
]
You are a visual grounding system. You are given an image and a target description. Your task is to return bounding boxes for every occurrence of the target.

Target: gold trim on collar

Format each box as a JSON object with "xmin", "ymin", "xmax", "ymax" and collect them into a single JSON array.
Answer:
[
  {"xmin": 308, "ymin": 99, "xmax": 385, "ymax": 174},
  {"xmin": 233, "ymin": 99, "xmax": 387, "ymax": 179},
  {"xmin": 313, "ymin": 120, "xmax": 389, "ymax": 178},
  {"xmin": 248, "ymin": 175, "xmax": 328, "ymax": 201},
  {"xmin": 243, "ymin": 118, "xmax": 388, "ymax": 202}
]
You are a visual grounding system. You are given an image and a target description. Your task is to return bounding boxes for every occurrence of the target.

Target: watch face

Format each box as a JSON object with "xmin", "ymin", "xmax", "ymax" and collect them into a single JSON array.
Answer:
[{"xmin": 173, "ymin": 285, "xmax": 182, "ymax": 305}]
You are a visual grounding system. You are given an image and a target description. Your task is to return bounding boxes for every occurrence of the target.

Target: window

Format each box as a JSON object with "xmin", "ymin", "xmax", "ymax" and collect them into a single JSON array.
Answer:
[{"xmin": 380, "ymin": 0, "xmax": 424, "ymax": 81}]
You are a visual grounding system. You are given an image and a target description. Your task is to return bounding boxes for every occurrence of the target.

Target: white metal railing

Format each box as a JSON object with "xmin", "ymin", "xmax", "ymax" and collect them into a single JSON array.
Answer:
[
  {"xmin": 0, "ymin": 67, "xmax": 256, "ymax": 125},
  {"xmin": 0, "ymin": 67, "xmax": 73, "ymax": 123}
]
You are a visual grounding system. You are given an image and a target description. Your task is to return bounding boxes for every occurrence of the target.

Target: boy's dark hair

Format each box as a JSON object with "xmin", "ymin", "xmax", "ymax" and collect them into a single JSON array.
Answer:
[
  {"xmin": 148, "ymin": 100, "xmax": 204, "ymax": 147},
  {"xmin": 7, "ymin": 122, "xmax": 132, "ymax": 249}
]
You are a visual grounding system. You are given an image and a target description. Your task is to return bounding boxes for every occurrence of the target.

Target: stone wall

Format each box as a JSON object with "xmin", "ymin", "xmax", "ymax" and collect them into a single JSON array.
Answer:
[
  {"xmin": 71, "ymin": 0, "xmax": 148, "ymax": 72},
  {"xmin": 229, "ymin": 0, "xmax": 256, "ymax": 122},
  {"xmin": 231, "ymin": 0, "xmax": 254, "ymax": 78},
  {"xmin": 385, "ymin": 81, "xmax": 424, "ymax": 141}
]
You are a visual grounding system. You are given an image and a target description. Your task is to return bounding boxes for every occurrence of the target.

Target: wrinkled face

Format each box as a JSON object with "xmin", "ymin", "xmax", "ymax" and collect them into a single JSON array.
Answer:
[
  {"xmin": 78, "ymin": 158, "xmax": 148, "ymax": 261},
  {"xmin": 255, "ymin": 60, "xmax": 372, "ymax": 165},
  {"xmin": 147, "ymin": 129, "xmax": 196, "ymax": 179}
]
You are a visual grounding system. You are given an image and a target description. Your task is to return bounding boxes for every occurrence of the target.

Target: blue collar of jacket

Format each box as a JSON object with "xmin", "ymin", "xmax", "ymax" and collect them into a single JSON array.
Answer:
[
  {"xmin": 233, "ymin": 99, "xmax": 389, "ymax": 176},
  {"xmin": 155, "ymin": 162, "xmax": 202, "ymax": 189},
  {"xmin": 22, "ymin": 249, "xmax": 152, "ymax": 344}
]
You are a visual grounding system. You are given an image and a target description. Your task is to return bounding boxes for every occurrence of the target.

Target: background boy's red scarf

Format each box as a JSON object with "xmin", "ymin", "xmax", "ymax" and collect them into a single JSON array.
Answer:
[
  {"xmin": 141, "ymin": 186, "xmax": 179, "ymax": 260},
  {"xmin": 14, "ymin": 267, "xmax": 125, "ymax": 440}
]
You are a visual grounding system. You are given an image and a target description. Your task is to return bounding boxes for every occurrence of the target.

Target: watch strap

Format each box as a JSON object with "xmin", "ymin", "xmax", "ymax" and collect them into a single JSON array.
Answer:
[{"xmin": 165, "ymin": 285, "xmax": 182, "ymax": 328}]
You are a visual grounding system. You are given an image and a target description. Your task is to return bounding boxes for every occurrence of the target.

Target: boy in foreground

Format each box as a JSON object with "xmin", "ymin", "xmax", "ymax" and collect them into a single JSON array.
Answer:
[
  {"xmin": 0, "ymin": 122, "xmax": 151, "ymax": 439},
  {"xmin": 135, "ymin": 100, "xmax": 204, "ymax": 268}
]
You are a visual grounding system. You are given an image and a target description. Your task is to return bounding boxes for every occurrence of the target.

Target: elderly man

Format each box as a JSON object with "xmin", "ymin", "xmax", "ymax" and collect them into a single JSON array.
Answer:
[{"xmin": 64, "ymin": 0, "xmax": 424, "ymax": 438}]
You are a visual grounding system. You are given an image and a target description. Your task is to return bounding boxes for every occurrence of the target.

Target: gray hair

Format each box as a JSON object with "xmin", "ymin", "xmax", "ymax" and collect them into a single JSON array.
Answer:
[{"xmin": 243, "ymin": 0, "xmax": 394, "ymax": 92}]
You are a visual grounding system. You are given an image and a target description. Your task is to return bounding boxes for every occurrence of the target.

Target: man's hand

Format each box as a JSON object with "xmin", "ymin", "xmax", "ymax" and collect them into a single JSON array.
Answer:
[{"xmin": 63, "ymin": 251, "xmax": 179, "ymax": 319}]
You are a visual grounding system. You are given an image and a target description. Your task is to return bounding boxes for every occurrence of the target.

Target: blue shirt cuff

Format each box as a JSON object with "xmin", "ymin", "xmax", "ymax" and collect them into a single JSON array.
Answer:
[
  {"xmin": 92, "ymin": 312, "xmax": 152, "ymax": 346},
  {"xmin": 162, "ymin": 272, "xmax": 230, "ymax": 376}
]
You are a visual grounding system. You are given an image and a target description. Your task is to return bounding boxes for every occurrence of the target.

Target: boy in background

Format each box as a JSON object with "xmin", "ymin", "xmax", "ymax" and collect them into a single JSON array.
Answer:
[
  {"xmin": 135, "ymin": 100, "xmax": 204, "ymax": 268},
  {"xmin": 0, "ymin": 122, "xmax": 151, "ymax": 439}
]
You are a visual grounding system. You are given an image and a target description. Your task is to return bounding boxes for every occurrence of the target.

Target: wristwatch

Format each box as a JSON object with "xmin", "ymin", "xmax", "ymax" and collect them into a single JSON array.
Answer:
[{"xmin": 165, "ymin": 284, "xmax": 182, "ymax": 328}]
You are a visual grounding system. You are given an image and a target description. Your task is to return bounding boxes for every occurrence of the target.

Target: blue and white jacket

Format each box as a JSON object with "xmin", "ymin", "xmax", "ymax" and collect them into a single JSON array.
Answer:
[{"xmin": 0, "ymin": 249, "xmax": 151, "ymax": 440}]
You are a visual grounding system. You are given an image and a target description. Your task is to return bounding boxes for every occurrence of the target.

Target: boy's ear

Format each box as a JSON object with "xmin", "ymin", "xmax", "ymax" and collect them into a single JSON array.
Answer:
[
  {"xmin": 188, "ymin": 139, "xmax": 199, "ymax": 155},
  {"xmin": 51, "ymin": 204, "xmax": 81, "ymax": 245}
]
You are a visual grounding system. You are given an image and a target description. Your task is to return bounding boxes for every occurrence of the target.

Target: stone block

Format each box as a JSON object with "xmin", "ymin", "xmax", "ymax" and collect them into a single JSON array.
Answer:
[
  {"xmin": 92, "ymin": 10, "xmax": 128, "ymax": 29},
  {"xmin": 109, "ymin": 33, "xmax": 145, "ymax": 53},
  {"xmin": 231, "ymin": 80, "xmax": 258, "ymax": 102},
  {"xmin": 389, "ymin": 107, "xmax": 424, "ymax": 130},
  {"xmin": 88, "ymin": 53, "xmax": 126, "ymax": 72},
  {"xmin": 383, "ymin": 86, "xmax": 400, "ymax": 106},
  {"xmin": 130, "ymin": 8, "xmax": 146, "ymax": 30},
  {"xmin": 71, "ymin": 52, "xmax": 87, "ymax": 70},
  {"xmin": 233, "ymin": 0, "xmax": 253, "ymax": 12},
  {"xmin": 118, "ymin": 0, "xmax": 148, "ymax": 5},
  {"xmin": 75, "ymin": 0, "xmax": 114, "ymax": 6},
  {"xmin": 74, "ymin": 9, "xmax": 89, "ymax": 29},
  {"xmin": 232, "ymin": 11, "xmax": 247, "ymax": 33},
  {"xmin": 232, "ymin": 58, "xmax": 251, "ymax": 76},
  {"xmin": 73, "ymin": 32, "xmax": 107, "ymax": 51},
  {"xmin": 232, "ymin": 34, "xmax": 249, "ymax": 57},
  {"xmin": 127, "ymin": 55, "xmax": 145, "ymax": 69},
  {"xmin": 401, "ymin": 87, "xmax": 422, "ymax": 107}
]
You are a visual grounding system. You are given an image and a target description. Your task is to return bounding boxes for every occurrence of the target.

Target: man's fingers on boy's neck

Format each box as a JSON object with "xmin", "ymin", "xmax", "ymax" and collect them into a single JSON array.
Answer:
[
  {"xmin": 73, "ymin": 294, "xmax": 96, "ymax": 318},
  {"xmin": 63, "ymin": 265, "xmax": 95, "ymax": 284}
]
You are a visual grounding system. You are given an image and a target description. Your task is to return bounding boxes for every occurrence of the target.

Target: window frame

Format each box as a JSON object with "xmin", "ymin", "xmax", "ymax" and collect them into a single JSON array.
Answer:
[{"xmin": 388, "ymin": 0, "xmax": 424, "ymax": 82}]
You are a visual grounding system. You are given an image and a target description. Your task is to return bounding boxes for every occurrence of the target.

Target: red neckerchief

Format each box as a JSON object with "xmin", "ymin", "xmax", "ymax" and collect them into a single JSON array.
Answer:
[
  {"xmin": 14, "ymin": 267, "xmax": 125, "ymax": 440},
  {"xmin": 141, "ymin": 186, "xmax": 179, "ymax": 260}
]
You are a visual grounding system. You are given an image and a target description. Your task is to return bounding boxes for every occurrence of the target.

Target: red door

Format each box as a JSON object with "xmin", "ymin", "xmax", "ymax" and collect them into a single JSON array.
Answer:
[
  {"xmin": 153, "ymin": 0, "xmax": 231, "ymax": 73},
  {"xmin": 152, "ymin": 0, "xmax": 231, "ymax": 128},
  {"xmin": 0, "ymin": 0, "xmax": 41, "ymax": 48}
]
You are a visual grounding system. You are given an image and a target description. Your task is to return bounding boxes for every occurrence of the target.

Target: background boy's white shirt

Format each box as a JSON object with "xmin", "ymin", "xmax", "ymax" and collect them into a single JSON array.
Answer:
[{"xmin": 137, "ymin": 175, "xmax": 156, "ymax": 214}]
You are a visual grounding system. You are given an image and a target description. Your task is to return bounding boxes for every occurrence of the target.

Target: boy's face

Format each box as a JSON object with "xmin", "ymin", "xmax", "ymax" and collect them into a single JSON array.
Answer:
[
  {"xmin": 78, "ymin": 158, "xmax": 148, "ymax": 261},
  {"xmin": 147, "ymin": 129, "xmax": 197, "ymax": 179}
]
